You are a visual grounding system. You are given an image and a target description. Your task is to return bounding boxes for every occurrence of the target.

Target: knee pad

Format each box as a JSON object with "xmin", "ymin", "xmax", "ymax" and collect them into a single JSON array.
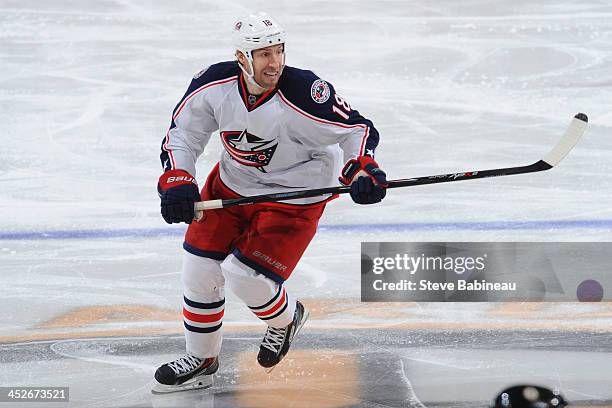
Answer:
[
  {"xmin": 223, "ymin": 254, "xmax": 296, "ymax": 327},
  {"xmin": 221, "ymin": 254, "xmax": 279, "ymax": 305},
  {"xmin": 181, "ymin": 251, "xmax": 225, "ymax": 301}
]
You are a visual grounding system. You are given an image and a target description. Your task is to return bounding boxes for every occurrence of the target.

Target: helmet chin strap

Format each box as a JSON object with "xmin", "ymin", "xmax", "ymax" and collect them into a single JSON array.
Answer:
[
  {"xmin": 237, "ymin": 57, "xmax": 267, "ymax": 93},
  {"xmin": 237, "ymin": 50, "xmax": 286, "ymax": 94}
]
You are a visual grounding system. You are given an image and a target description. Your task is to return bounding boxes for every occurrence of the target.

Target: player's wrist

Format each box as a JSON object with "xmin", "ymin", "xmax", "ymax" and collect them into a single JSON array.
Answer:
[{"xmin": 339, "ymin": 156, "xmax": 386, "ymax": 186}]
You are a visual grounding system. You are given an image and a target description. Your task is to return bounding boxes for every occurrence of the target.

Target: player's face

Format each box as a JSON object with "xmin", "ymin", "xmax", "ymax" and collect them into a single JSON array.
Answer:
[{"xmin": 251, "ymin": 44, "xmax": 284, "ymax": 89}]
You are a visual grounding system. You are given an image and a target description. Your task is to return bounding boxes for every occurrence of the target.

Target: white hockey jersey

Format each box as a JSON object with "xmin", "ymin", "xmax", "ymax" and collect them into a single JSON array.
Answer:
[{"xmin": 160, "ymin": 61, "xmax": 380, "ymax": 204}]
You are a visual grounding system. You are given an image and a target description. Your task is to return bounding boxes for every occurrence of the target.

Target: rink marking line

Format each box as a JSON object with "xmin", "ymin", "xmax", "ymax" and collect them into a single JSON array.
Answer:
[
  {"xmin": 2, "ymin": 300, "xmax": 611, "ymax": 344},
  {"xmin": 0, "ymin": 335, "xmax": 259, "ymax": 348},
  {"xmin": 2, "ymin": 219, "xmax": 612, "ymax": 240},
  {"xmin": 344, "ymin": 327, "xmax": 427, "ymax": 408},
  {"xmin": 49, "ymin": 339, "xmax": 156, "ymax": 372},
  {"xmin": 2, "ymin": 300, "xmax": 612, "ymax": 344},
  {"xmin": 2, "ymin": 319, "xmax": 612, "ymax": 345},
  {"xmin": 489, "ymin": 303, "xmax": 612, "ymax": 319},
  {"xmin": 489, "ymin": 302, "xmax": 547, "ymax": 316},
  {"xmin": 399, "ymin": 359, "xmax": 428, "ymax": 408},
  {"xmin": 38, "ymin": 301, "xmax": 607, "ymax": 331},
  {"xmin": 47, "ymin": 337, "xmax": 163, "ymax": 408},
  {"xmin": 39, "ymin": 304, "xmax": 179, "ymax": 328}
]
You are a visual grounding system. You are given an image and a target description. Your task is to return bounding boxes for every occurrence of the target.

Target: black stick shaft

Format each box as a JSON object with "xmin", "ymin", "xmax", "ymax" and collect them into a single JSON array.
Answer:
[
  {"xmin": 194, "ymin": 113, "xmax": 586, "ymax": 211},
  {"xmin": 216, "ymin": 160, "xmax": 551, "ymax": 208}
]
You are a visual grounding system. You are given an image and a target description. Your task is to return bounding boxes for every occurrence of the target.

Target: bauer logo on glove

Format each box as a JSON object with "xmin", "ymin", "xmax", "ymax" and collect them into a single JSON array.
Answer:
[
  {"xmin": 165, "ymin": 175, "xmax": 196, "ymax": 184},
  {"xmin": 157, "ymin": 169, "xmax": 201, "ymax": 224}
]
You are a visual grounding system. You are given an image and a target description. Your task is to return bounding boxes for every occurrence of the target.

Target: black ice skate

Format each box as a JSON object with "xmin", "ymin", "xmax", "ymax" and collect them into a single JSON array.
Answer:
[
  {"xmin": 257, "ymin": 300, "xmax": 309, "ymax": 372},
  {"xmin": 151, "ymin": 355, "xmax": 218, "ymax": 394}
]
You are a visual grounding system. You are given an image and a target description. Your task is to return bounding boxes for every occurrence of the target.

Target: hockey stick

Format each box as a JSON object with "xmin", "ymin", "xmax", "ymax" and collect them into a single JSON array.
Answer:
[{"xmin": 195, "ymin": 113, "xmax": 587, "ymax": 211}]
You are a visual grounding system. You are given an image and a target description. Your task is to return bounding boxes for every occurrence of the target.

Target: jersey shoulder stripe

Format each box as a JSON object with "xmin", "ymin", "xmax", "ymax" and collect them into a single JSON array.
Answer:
[
  {"xmin": 162, "ymin": 62, "xmax": 239, "ymax": 171},
  {"xmin": 172, "ymin": 61, "xmax": 240, "ymax": 116},
  {"xmin": 189, "ymin": 61, "xmax": 241, "ymax": 92},
  {"xmin": 171, "ymin": 61, "xmax": 239, "ymax": 121}
]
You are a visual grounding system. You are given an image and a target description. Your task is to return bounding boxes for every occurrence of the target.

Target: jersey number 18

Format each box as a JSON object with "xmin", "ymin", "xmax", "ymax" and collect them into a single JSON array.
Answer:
[{"xmin": 332, "ymin": 94, "xmax": 351, "ymax": 120}]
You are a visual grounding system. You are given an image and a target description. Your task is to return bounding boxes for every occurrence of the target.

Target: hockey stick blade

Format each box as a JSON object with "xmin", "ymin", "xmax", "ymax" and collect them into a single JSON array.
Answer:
[
  {"xmin": 542, "ymin": 112, "xmax": 587, "ymax": 166},
  {"xmin": 194, "ymin": 113, "xmax": 587, "ymax": 210}
]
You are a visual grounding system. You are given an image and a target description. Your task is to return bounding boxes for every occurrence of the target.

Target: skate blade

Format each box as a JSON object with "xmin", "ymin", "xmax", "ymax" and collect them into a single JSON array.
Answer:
[
  {"xmin": 263, "ymin": 308, "xmax": 311, "ymax": 374},
  {"xmin": 151, "ymin": 374, "xmax": 213, "ymax": 394},
  {"xmin": 295, "ymin": 308, "xmax": 310, "ymax": 337}
]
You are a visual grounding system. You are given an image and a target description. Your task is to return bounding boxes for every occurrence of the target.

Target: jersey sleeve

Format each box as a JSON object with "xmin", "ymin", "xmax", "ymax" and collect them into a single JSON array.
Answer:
[
  {"xmin": 160, "ymin": 62, "xmax": 238, "ymax": 177},
  {"xmin": 278, "ymin": 67, "xmax": 380, "ymax": 166}
]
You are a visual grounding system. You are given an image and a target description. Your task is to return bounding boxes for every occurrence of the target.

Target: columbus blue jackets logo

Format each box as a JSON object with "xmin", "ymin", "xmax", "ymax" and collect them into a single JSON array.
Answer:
[
  {"xmin": 311, "ymin": 79, "xmax": 330, "ymax": 104},
  {"xmin": 220, "ymin": 130, "xmax": 277, "ymax": 172}
]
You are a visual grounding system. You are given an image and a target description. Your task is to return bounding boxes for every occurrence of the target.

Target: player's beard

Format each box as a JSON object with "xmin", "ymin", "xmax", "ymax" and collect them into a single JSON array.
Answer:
[{"xmin": 256, "ymin": 68, "xmax": 281, "ymax": 90}]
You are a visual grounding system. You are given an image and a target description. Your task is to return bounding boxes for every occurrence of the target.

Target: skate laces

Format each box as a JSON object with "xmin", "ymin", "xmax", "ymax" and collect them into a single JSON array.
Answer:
[
  {"xmin": 168, "ymin": 355, "xmax": 204, "ymax": 375},
  {"xmin": 261, "ymin": 326, "xmax": 287, "ymax": 353}
]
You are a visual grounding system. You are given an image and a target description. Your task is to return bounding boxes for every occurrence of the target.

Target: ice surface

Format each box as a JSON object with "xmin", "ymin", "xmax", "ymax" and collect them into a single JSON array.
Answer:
[{"xmin": 1, "ymin": 0, "xmax": 611, "ymax": 407}]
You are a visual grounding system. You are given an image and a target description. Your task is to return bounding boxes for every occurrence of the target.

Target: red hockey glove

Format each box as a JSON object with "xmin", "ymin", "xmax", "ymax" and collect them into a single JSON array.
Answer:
[
  {"xmin": 339, "ymin": 156, "xmax": 388, "ymax": 205},
  {"xmin": 157, "ymin": 169, "xmax": 200, "ymax": 224}
]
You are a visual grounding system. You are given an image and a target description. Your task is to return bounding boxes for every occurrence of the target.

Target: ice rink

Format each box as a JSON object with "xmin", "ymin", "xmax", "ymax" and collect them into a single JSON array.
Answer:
[{"xmin": 1, "ymin": 0, "xmax": 612, "ymax": 407}]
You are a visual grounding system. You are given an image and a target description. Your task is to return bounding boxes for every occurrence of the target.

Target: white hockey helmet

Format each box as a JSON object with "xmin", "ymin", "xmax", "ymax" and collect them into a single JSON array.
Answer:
[
  {"xmin": 232, "ymin": 12, "xmax": 286, "ymax": 60},
  {"xmin": 232, "ymin": 12, "xmax": 286, "ymax": 89}
]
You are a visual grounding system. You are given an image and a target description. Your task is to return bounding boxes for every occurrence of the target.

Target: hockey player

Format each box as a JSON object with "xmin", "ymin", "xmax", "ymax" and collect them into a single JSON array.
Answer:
[{"xmin": 153, "ymin": 12, "xmax": 387, "ymax": 393}]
